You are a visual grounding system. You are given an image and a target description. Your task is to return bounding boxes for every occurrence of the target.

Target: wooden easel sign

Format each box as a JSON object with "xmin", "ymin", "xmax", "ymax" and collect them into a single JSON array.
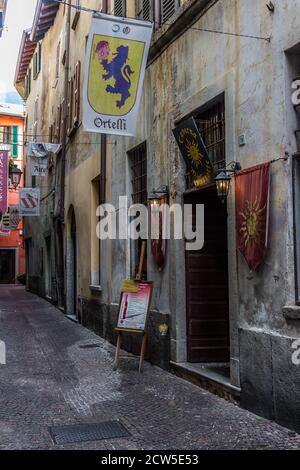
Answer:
[{"xmin": 114, "ymin": 281, "xmax": 153, "ymax": 373}]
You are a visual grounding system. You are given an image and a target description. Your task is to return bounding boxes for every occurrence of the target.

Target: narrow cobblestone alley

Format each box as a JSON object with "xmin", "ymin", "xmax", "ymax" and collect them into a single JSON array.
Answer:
[{"xmin": 0, "ymin": 285, "xmax": 299, "ymax": 450}]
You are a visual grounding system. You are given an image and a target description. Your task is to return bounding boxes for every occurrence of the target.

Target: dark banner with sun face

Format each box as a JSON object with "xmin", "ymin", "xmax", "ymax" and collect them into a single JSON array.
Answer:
[
  {"xmin": 235, "ymin": 162, "xmax": 270, "ymax": 271},
  {"xmin": 173, "ymin": 117, "xmax": 214, "ymax": 188}
]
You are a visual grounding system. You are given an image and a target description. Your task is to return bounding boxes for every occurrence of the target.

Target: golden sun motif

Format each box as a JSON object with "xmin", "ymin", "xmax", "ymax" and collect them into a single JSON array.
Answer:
[
  {"xmin": 240, "ymin": 198, "xmax": 266, "ymax": 247},
  {"xmin": 185, "ymin": 140, "xmax": 203, "ymax": 166}
]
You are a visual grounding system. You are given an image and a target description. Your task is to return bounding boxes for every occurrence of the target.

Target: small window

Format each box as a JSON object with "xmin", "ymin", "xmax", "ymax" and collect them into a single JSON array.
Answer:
[
  {"xmin": 137, "ymin": 0, "xmax": 153, "ymax": 21},
  {"xmin": 196, "ymin": 99, "xmax": 226, "ymax": 169},
  {"xmin": 128, "ymin": 142, "xmax": 147, "ymax": 279},
  {"xmin": 25, "ymin": 68, "xmax": 32, "ymax": 97},
  {"xmin": 0, "ymin": 126, "xmax": 11, "ymax": 144},
  {"xmin": 33, "ymin": 43, "xmax": 42, "ymax": 79},
  {"xmin": 293, "ymin": 154, "xmax": 300, "ymax": 304},
  {"xmin": 114, "ymin": 0, "xmax": 126, "ymax": 17},
  {"xmin": 33, "ymin": 98, "xmax": 39, "ymax": 140},
  {"xmin": 12, "ymin": 126, "xmax": 19, "ymax": 158},
  {"xmin": 161, "ymin": 0, "xmax": 179, "ymax": 24},
  {"xmin": 137, "ymin": 0, "xmax": 180, "ymax": 26},
  {"xmin": 55, "ymin": 40, "xmax": 61, "ymax": 79}
]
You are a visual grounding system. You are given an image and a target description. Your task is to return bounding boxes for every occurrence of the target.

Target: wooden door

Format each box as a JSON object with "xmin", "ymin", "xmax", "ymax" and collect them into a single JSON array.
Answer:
[
  {"xmin": 0, "ymin": 250, "xmax": 16, "ymax": 284},
  {"xmin": 185, "ymin": 188, "xmax": 230, "ymax": 362}
]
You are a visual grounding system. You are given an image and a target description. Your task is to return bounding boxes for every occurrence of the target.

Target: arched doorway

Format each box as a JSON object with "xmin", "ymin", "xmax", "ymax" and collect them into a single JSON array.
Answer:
[{"xmin": 66, "ymin": 206, "xmax": 77, "ymax": 319}]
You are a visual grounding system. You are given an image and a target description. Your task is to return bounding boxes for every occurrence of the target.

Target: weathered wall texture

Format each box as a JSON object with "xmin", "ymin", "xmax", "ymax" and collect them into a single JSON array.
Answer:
[{"xmin": 108, "ymin": 0, "xmax": 300, "ymax": 431}]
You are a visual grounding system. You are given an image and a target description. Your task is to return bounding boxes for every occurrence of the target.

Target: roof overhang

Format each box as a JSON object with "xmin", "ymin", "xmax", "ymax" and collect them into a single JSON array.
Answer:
[
  {"xmin": 30, "ymin": 0, "xmax": 59, "ymax": 42},
  {"xmin": 14, "ymin": 29, "xmax": 37, "ymax": 85}
]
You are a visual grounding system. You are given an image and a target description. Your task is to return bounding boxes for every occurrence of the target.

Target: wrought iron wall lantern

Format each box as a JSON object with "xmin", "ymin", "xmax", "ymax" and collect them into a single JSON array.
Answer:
[
  {"xmin": 147, "ymin": 185, "xmax": 169, "ymax": 271},
  {"xmin": 215, "ymin": 161, "xmax": 242, "ymax": 202},
  {"xmin": 147, "ymin": 185, "xmax": 169, "ymax": 207},
  {"xmin": 9, "ymin": 164, "xmax": 23, "ymax": 190}
]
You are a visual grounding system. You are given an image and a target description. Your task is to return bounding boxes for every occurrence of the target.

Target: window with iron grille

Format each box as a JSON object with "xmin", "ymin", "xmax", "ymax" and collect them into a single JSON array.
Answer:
[
  {"xmin": 114, "ymin": 0, "xmax": 126, "ymax": 17},
  {"xmin": 183, "ymin": 100, "xmax": 225, "ymax": 189},
  {"xmin": 128, "ymin": 142, "xmax": 147, "ymax": 279},
  {"xmin": 197, "ymin": 99, "xmax": 225, "ymax": 169}
]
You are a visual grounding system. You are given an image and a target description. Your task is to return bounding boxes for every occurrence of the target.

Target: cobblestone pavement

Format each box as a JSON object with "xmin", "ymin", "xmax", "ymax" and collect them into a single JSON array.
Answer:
[{"xmin": 0, "ymin": 285, "xmax": 299, "ymax": 450}]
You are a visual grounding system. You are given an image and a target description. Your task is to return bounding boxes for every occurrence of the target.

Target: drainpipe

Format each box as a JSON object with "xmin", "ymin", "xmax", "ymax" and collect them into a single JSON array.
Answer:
[
  {"xmin": 57, "ymin": 1, "xmax": 71, "ymax": 309},
  {"xmin": 100, "ymin": 0, "xmax": 108, "ymax": 206},
  {"xmin": 98, "ymin": 0, "xmax": 108, "ymax": 290},
  {"xmin": 61, "ymin": 1, "xmax": 71, "ymax": 221}
]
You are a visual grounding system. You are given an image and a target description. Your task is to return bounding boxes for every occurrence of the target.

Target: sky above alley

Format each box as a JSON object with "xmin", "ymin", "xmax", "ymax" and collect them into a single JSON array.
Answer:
[{"xmin": 0, "ymin": 0, "xmax": 37, "ymax": 95}]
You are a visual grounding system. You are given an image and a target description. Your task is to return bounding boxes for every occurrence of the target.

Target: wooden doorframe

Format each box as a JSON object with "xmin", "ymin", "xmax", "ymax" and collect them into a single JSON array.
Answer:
[{"xmin": 184, "ymin": 185, "xmax": 230, "ymax": 363}]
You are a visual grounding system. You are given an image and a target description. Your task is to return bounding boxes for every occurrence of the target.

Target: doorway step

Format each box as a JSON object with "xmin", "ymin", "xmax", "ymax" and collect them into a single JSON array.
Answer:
[
  {"xmin": 66, "ymin": 314, "xmax": 78, "ymax": 323},
  {"xmin": 170, "ymin": 361, "xmax": 240, "ymax": 403}
]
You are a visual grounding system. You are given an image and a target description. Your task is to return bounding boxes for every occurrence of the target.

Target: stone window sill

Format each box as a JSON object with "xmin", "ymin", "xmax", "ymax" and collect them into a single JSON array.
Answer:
[
  {"xmin": 282, "ymin": 305, "xmax": 300, "ymax": 320},
  {"xmin": 89, "ymin": 285, "xmax": 102, "ymax": 293}
]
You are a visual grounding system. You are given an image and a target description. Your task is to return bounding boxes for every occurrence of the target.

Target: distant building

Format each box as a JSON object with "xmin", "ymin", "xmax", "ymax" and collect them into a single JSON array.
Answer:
[
  {"xmin": 0, "ymin": 102, "xmax": 25, "ymax": 283},
  {"xmin": 0, "ymin": 0, "xmax": 7, "ymax": 38}
]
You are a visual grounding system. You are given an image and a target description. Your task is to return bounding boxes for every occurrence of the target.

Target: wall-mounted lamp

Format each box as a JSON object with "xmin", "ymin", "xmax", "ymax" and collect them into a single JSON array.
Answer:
[
  {"xmin": 9, "ymin": 165, "xmax": 23, "ymax": 190},
  {"xmin": 215, "ymin": 161, "xmax": 242, "ymax": 202},
  {"xmin": 147, "ymin": 185, "xmax": 169, "ymax": 207}
]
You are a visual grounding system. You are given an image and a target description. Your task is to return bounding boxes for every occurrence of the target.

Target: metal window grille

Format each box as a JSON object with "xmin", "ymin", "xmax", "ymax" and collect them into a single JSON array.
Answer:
[
  {"xmin": 130, "ymin": 142, "xmax": 147, "ymax": 205},
  {"xmin": 128, "ymin": 142, "xmax": 147, "ymax": 278},
  {"xmin": 196, "ymin": 100, "xmax": 226, "ymax": 170}
]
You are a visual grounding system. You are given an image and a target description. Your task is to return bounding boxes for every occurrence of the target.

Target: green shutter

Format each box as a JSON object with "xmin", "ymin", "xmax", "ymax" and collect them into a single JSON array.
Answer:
[{"xmin": 12, "ymin": 125, "xmax": 18, "ymax": 158}]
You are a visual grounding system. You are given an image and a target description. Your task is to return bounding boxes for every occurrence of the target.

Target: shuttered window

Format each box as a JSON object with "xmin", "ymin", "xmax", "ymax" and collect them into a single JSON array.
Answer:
[
  {"xmin": 137, "ymin": 0, "xmax": 153, "ymax": 21},
  {"xmin": 0, "ymin": 126, "xmax": 11, "ymax": 144},
  {"xmin": 114, "ymin": 0, "xmax": 126, "ymax": 17},
  {"xmin": 25, "ymin": 69, "xmax": 31, "ymax": 97},
  {"xmin": 137, "ymin": 1, "xmax": 179, "ymax": 26},
  {"xmin": 55, "ymin": 40, "xmax": 61, "ymax": 79},
  {"xmin": 67, "ymin": 78, "xmax": 73, "ymax": 135},
  {"xmin": 161, "ymin": 0, "xmax": 179, "ymax": 24},
  {"xmin": 12, "ymin": 126, "xmax": 18, "ymax": 158},
  {"xmin": 74, "ymin": 61, "xmax": 81, "ymax": 126},
  {"xmin": 33, "ymin": 43, "xmax": 42, "ymax": 79}
]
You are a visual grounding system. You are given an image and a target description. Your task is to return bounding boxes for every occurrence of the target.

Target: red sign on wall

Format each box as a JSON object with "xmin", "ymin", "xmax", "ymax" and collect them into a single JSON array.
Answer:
[{"xmin": 0, "ymin": 150, "xmax": 8, "ymax": 215}]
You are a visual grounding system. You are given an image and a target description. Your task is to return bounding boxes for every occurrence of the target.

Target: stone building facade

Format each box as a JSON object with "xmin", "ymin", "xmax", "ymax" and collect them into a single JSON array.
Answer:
[
  {"xmin": 0, "ymin": 103, "xmax": 25, "ymax": 283},
  {"xmin": 15, "ymin": 0, "xmax": 300, "ymax": 432}
]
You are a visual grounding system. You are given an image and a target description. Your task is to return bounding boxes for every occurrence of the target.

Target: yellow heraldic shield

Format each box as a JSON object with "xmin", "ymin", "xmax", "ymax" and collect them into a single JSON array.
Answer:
[
  {"xmin": 83, "ymin": 14, "xmax": 153, "ymax": 136},
  {"xmin": 88, "ymin": 35, "xmax": 145, "ymax": 116}
]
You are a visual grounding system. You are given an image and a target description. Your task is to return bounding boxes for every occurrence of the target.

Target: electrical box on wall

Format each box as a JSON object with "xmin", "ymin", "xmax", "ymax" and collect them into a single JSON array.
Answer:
[{"xmin": 238, "ymin": 134, "xmax": 246, "ymax": 147}]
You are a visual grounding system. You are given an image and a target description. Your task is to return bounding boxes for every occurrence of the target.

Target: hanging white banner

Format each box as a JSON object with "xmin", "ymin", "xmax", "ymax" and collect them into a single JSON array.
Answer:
[
  {"xmin": 83, "ymin": 13, "xmax": 153, "ymax": 137},
  {"xmin": 28, "ymin": 142, "xmax": 61, "ymax": 177},
  {"xmin": 19, "ymin": 188, "xmax": 40, "ymax": 217}
]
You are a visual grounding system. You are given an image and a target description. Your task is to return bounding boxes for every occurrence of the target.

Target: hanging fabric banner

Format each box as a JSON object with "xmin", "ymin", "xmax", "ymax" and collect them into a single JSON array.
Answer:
[
  {"xmin": 19, "ymin": 188, "xmax": 40, "ymax": 217},
  {"xmin": 235, "ymin": 162, "xmax": 270, "ymax": 271},
  {"xmin": 28, "ymin": 142, "xmax": 61, "ymax": 177},
  {"xmin": 0, "ymin": 150, "xmax": 8, "ymax": 215},
  {"xmin": 83, "ymin": 13, "xmax": 153, "ymax": 136},
  {"xmin": 173, "ymin": 117, "xmax": 214, "ymax": 188}
]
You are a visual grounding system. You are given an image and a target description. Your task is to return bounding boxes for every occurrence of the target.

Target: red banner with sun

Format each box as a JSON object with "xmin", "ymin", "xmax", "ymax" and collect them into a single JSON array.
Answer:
[{"xmin": 235, "ymin": 162, "xmax": 270, "ymax": 271}]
